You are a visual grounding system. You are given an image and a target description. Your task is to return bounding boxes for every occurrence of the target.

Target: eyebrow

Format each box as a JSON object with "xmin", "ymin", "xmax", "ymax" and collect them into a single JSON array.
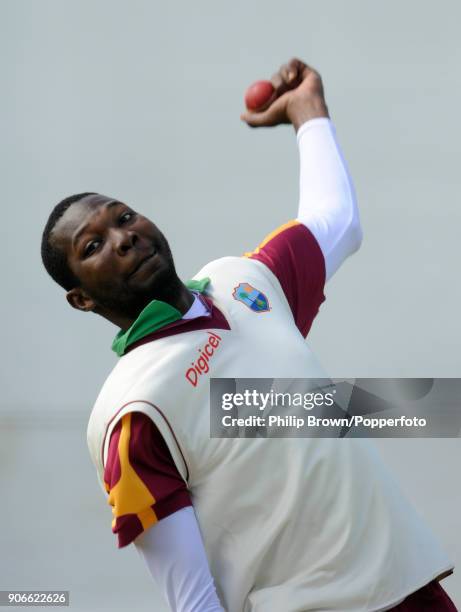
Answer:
[{"xmin": 72, "ymin": 200, "xmax": 122, "ymax": 250}]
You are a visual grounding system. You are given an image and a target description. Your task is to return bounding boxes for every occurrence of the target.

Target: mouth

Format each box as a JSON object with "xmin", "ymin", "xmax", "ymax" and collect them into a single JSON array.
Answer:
[{"xmin": 129, "ymin": 250, "xmax": 156, "ymax": 277}]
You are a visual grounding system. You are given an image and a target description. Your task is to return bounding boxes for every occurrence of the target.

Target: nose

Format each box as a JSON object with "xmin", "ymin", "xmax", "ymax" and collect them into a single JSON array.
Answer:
[{"xmin": 111, "ymin": 228, "xmax": 138, "ymax": 255}]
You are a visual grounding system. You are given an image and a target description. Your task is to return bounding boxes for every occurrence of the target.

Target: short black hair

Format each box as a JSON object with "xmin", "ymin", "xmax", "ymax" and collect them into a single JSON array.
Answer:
[{"xmin": 41, "ymin": 192, "xmax": 97, "ymax": 290}]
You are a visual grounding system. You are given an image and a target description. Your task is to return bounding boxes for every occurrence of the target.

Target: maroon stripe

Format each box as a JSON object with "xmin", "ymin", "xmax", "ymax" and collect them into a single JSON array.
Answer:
[
  {"xmin": 129, "ymin": 412, "xmax": 190, "ymax": 499},
  {"xmin": 104, "ymin": 421, "xmax": 122, "ymax": 486},
  {"xmin": 114, "ymin": 513, "xmax": 144, "ymax": 548},
  {"xmin": 388, "ymin": 580, "xmax": 458, "ymax": 611},
  {"xmin": 154, "ymin": 490, "xmax": 192, "ymax": 521},
  {"xmin": 248, "ymin": 224, "xmax": 326, "ymax": 337},
  {"xmin": 102, "ymin": 400, "xmax": 190, "ymax": 482},
  {"xmin": 125, "ymin": 295, "xmax": 230, "ymax": 353}
]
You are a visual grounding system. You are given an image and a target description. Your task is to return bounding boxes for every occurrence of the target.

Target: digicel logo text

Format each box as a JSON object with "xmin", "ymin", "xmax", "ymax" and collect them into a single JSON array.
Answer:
[
  {"xmin": 185, "ymin": 332, "xmax": 221, "ymax": 387},
  {"xmin": 185, "ymin": 332, "xmax": 222, "ymax": 387}
]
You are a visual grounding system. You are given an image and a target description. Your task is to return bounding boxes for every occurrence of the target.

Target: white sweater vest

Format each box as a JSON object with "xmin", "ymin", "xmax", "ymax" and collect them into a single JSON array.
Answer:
[{"xmin": 87, "ymin": 256, "xmax": 453, "ymax": 612}]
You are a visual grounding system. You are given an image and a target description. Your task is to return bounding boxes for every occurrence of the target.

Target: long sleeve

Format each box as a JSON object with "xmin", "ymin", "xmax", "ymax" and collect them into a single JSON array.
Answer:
[
  {"xmin": 296, "ymin": 117, "xmax": 362, "ymax": 281},
  {"xmin": 135, "ymin": 506, "xmax": 225, "ymax": 612}
]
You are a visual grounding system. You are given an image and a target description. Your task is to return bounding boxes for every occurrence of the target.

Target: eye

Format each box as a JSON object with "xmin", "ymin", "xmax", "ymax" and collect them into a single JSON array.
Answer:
[
  {"xmin": 119, "ymin": 211, "xmax": 135, "ymax": 224},
  {"xmin": 83, "ymin": 239, "xmax": 101, "ymax": 258}
]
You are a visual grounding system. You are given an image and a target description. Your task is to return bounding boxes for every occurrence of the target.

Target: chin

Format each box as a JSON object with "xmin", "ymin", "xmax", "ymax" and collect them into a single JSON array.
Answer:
[{"xmin": 137, "ymin": 260, "xmax": 179, "ymax": 299}]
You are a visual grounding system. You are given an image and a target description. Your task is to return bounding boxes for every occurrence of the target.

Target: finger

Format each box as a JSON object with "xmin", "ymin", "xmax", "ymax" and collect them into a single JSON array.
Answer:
[
  {"xmin": 240, "ymin": 93, "xmax": 289, "ymax": 127},
  {"xmin": 287, "ymin": 57, "xmax": 305, "ymax": 79},
  {"xmin": 281, "ymin": 62, "xmax": 301, "ymax": 88},
  {"xmin": 280, "ymin": 63, "xmax": 292, "ymax": 82},
  {"xmin": 270, "ymin": 71, "xmax": 284, "ymax": 94},
  {"xmin": 294, "ymin": 59, "xmax": 318, "ymax": 82},
  {"xmin": 240, "ymin": 108, "xmax": 278, "ymax": 128},
  {"xmin": 271, "ymin": 65, "xmax": 294, "ymax": 99},
  {"xmin": 240, "ymin": 112, "xmax": 271, "ymax": 127},
  {"xmin": 288, "ymin": 58, "xmax": 319, "ymax": 86},
  {"xmin": 283, "ymin": 60, "xmax": 298, "ymax": 86},
  {"xmin": 273, "ymin": 60, "xmax": 304, "ymax": 96}
]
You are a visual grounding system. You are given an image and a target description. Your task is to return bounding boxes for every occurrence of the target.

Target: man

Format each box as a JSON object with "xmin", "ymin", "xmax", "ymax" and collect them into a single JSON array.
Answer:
[{"xmin": 41, "ymin": 59, "xmax": 456, "ymax": 611}]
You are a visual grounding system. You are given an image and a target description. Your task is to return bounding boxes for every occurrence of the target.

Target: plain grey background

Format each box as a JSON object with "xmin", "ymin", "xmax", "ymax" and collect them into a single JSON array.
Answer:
[{"xmin": 1, "ymin": 0, "xmax": 460, "ymax": 609}]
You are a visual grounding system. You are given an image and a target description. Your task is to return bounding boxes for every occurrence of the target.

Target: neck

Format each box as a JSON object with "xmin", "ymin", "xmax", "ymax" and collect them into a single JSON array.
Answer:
[{"xmin": 99, "ymin": 280, "xmax": 195, "ymax": 331}]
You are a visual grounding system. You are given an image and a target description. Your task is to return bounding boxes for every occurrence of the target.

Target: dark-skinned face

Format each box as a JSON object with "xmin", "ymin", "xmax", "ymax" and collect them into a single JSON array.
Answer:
[{"xmin": 51, "ymin": 194, "xmax": 179, "ymax": 322}]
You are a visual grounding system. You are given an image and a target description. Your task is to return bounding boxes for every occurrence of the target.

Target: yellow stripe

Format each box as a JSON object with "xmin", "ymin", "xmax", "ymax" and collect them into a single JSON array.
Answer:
[
  {"xmin": 244, "ymin": 220, "xmax": 300, "ymax": 257},
  {"xmin": 137, "ymin": 507, "xmax": 158, "ymax": 531},
  {"xmin": 107, "ymin": 414, "xmax": 158, "ymax": 522}
]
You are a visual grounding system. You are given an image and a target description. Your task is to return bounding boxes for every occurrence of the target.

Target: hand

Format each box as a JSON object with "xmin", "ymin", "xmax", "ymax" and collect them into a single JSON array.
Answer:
[{"xmin": 240, "ymin": 58, "xmax": 329, "ymax": 131}]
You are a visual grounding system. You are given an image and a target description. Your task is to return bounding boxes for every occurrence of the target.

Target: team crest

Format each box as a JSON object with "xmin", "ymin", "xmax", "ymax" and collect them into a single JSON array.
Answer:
[{"xmin": 232, "ymin": 283, "xmax": 270, "ymax": 313}]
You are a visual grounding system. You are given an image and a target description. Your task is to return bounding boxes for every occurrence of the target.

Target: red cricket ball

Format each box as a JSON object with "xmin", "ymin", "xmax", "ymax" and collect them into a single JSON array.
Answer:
[{"xmin": 244, "ymin": 80, "xmax": 275, "ymax": 111}]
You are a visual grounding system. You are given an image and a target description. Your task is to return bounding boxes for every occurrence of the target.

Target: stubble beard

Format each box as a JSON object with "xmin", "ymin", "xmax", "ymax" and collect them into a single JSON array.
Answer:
[{"xmin": 91, "ymin": 236, "xmax": 182, "ymax": 321}]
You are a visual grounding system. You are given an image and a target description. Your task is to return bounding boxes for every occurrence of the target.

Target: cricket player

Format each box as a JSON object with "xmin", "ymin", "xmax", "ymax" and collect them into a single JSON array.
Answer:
[{"xmin": 41, "ymin": 59, "xmax": 457, "ymax": 611}]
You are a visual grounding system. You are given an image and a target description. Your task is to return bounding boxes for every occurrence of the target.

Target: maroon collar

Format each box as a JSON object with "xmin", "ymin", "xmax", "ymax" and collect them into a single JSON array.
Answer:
[{"xmin": 125, "ymin": 295, "xmax": 230, "ymax": 354}]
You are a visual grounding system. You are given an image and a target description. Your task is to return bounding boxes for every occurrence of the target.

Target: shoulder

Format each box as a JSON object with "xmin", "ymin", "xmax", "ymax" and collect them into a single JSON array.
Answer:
[
  {"xmin": 193, "ymin": 256, "xmax": 289, "ymax": 313},
  {"xmin": 194, "ymin": 255, "xmax": 269, "ymax": 278},
  {"xmin": 194, "ymin": 255, "xmax": 284, "ymax": 291}
]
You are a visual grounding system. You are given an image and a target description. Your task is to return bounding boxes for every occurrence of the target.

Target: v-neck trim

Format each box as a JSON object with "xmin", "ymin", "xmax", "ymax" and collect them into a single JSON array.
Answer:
[
  {"xmin": 111, "ymin": 277, "xmax": 211, "ymax": 356},
  {"xmin": 124, "ymin": 294, "xmax": 231, "ymax": 355}
]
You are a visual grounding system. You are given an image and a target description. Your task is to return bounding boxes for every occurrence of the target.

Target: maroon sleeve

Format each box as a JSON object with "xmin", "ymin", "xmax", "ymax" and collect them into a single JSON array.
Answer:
[
  {"xmin": 245, "ymin": 220, "xmax": 326, "ymax": 337},
  {"xmin": 103, "ymin": 411, "xmax": 192, "ymax": 548}
]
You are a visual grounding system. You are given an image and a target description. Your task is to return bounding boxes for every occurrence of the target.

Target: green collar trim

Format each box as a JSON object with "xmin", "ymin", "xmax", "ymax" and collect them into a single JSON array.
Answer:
[{"xmin": 111, "ymin": 277, "xmax": 210, "ymax": 357}]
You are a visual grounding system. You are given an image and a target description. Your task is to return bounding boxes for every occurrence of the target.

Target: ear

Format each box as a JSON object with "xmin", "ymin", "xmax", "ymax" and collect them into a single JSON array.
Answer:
[{"xmin": 66, "ymin": 287, "xmax": 96, "ymax": 312}]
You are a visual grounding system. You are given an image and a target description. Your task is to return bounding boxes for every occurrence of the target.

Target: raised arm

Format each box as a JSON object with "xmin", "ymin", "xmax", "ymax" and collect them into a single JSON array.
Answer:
[
  {"xmin": 241, "ymin": 58, "xmax": 362, "ymax": 281},
  {"xmin": 296, "ymin": 117, "xmax": 362, "ymax": 281}
]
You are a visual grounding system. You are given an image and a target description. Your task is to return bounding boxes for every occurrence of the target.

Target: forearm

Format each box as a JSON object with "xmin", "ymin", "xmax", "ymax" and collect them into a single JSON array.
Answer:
[
  {"xmin": 135, "ymin": 507, "xmax": 225, "ymax": 612},
  {"xmin": 295, "ymin": 117, "xmax": 362, "ymax": 280}
]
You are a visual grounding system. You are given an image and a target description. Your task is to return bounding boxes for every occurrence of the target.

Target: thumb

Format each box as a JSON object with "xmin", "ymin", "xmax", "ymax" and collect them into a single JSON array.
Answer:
[
  {"xmin": 240, "ymin": 109, "xmax": 277, "ymax": 127},
  {"xmin": 240, "ymin": 93, "xmax": 288, "ymax": 128}
]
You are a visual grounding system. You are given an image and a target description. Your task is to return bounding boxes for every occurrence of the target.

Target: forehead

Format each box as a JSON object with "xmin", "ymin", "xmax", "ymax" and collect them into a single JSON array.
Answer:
[{"xmin": 51, "ymin": 194, "xmax": 119, "ymax": 248}]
